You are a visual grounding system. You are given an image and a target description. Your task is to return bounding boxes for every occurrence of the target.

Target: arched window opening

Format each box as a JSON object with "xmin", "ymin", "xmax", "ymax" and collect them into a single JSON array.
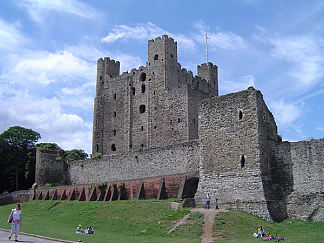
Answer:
[
  {"xmin": 141, "ymin": 144, "xmax": 144, "ymax": 148},
  {"xmin": 193, "ymin": 118, "xmax": 196, "ymax": 124},
  {"xmin": 239, "ymin": 110, "xmax": 243, "ymax": 120},
  {"xmin": 140, "ymin": 73, "xmax": 146, "ymax": 82},
  {"xmin": 170, "ymin": 120, "xmax": 172, "ymax": 125},
  {"xmin": 114, "ymin": 93, "xmax": 116, "ymax": 100},
  {"xmin": 141, "ymin": 126, "xmax": 144, "ymax": 131},
  {"xmin": 96, "ymin": 144, "xmax": 99, "ymax": 152},
  {"xmin": 154, "ymin": 54, "xmax": 158, "ymax": 60},
  {"xmin": 131, "ymin": 87, "xmax": 136, "ymax": 95},
  {"xmin": 170, "ymin": 54, "xmax": 174, "ymax": 58},
  {"xmin": 129, "ymin": 144, "xmax": 132, "ymax": 149},
  {"xmin": 141, "ymin": 84, "xmax": 146, "ymax": 93},
  {"xmin": 99, "ymin": 76, "xmax": 102, "ymax": 81},
  {"xmin": 111, "ymin": 144, "xmax": 116, "ymax": 151},
  {"xmin": 178, "ymin": 118, "xmax": 181, "ymax": 123},
  {"xmin": 113, "ymin": 111, "xmax": 117, "ymax": 118},
  {"xmin": 139, "ymin": 105, "xmax": 146, "ymax": 113},
  {"xmin": 113, "ymin": 129, "xmax": 116, "ymax": 136},
  {"xmin": 240, "ymin": 155, "xmax": 245, "ymax": 168},
  {"xmin": 154, "ymin": 125, "xmax": 157, "ymax": 129}
]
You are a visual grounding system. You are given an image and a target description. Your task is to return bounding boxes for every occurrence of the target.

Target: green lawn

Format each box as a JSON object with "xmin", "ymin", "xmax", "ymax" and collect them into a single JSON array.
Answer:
[
  {"xmin": 213, "ymin": 209, "xmax": 324, "ymax": 243},
  {"xmin": 1, "ymin": 200, "xmax": 323, "ymax": 243},
  {"xmin": 0, "ymin": 200, "xmax": 202, "ymax": 243}
]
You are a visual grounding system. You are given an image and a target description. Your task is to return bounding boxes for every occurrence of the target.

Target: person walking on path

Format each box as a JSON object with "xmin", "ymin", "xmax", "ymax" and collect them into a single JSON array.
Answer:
[
  {"xmin": 205, "ymin": 193, "xmax": 211, "ymax": 209},
  {"xmin": 215, "ymin": 198, "xmax": 219, "ymax": 210},
  {"xmin": 8, "ymin": 203, "xmax": 22, "ymax": 241}
]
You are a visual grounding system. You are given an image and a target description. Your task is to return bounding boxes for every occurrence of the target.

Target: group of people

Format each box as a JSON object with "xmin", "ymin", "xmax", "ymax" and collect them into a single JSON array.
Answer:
[
  {"xmin": 7, "ymin": 202, "xmax": 95, "ymax": 241},
  {"xmin": 76, "ymin": 225, "xmax": 95, "ymax": 234},
  {"xmin": 253, "ymin": 226, "xmax": 285, "ymax": 241},
  {"xmin": 205, "ymin": 193, "xmax": 219, "ymax": 210}
]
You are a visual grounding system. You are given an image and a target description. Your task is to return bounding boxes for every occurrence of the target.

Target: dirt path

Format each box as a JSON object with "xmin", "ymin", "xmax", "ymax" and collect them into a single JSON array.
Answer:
[
  {"xmin": 168, "ymin": 213, "xmax": 191, "ymax": 233},
  {"xmin": 191, "ymin": 208, "xmax": 227, "ymax": 243}
]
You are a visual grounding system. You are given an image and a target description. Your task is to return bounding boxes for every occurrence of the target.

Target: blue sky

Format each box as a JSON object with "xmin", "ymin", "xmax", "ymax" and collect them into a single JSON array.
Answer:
[{"xmin": 0, "ymin": 0, "xmax": 323, "ymax": 154}]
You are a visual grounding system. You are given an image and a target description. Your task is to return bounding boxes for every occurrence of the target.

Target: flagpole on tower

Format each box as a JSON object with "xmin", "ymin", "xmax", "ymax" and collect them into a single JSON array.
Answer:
[{"xmin": 205, "ymin": 34, "xmax": 210, "ymax": 64}]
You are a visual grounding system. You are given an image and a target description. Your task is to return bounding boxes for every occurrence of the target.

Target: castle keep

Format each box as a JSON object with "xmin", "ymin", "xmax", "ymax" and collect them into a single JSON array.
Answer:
[
  {"xmin": 92, "ymin": 35, "xmax": 217, "ymax": 155},
  {"xmin": 35, "ymin": 35, "xmax": 324, "ymax": 222}
]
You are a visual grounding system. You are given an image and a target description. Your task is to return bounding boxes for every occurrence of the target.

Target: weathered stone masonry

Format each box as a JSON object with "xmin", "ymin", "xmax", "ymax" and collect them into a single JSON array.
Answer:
[{"xmin": 34, "ymin": 35, "xmax": 324, "ymax": 222}]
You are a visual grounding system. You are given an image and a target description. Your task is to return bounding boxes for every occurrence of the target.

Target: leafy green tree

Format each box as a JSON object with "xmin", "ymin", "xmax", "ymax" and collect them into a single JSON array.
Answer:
[{"xmin": 0, "ymin": 126, "xmax": 40, "ymax": 192}]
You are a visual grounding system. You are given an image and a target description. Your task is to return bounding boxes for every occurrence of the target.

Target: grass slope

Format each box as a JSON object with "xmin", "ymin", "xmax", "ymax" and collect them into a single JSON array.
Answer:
[
  {"xmin": 0, "ymin": 200, "xmax": 202, "ymax": 243},
  {"xmin": 213, "ymin": 209, "xmax": 324, "ymax": 243},
  {"xmin": 0, "ymin": 200, "xmax": 323, "ymax": 243}
]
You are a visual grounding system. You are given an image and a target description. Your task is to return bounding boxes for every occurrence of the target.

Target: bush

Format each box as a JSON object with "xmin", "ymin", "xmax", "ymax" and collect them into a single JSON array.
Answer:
[
  {"xmin": 36, "ymin": 143, "xmax": 60, "ymax": 150},
  {"xmin": 67, "ymin": 149, "xmax": 88, "ymax": 160},
  {"xmin": 92, "ymin": 153, "xmax": 102, "ymax": 159}
]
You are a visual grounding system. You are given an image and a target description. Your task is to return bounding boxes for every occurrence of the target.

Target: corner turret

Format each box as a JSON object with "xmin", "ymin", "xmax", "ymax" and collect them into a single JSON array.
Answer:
[{"xmin": 197, "ymin": 62, "xmax": 218, "ymax": 96}]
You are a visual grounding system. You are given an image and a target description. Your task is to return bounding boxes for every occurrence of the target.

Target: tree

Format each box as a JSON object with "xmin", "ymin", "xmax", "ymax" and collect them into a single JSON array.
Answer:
[{"xmin": 0, "ymin": 126, "xmax": 40, "ymax": 192}]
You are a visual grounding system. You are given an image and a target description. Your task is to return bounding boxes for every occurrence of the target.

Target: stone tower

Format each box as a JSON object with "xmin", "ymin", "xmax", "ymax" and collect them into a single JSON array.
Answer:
[{"xmin": 92, "ymin": 35, "xmax": 218, "ymax": 155}]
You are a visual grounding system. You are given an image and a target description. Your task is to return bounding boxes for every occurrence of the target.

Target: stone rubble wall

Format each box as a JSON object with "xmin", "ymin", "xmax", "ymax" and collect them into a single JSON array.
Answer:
[
  {"xmin": 69, "ymin": 141, "xmax": 200, "ymax": 185},
  {"xmin": 275, "ymin": 139, "xmax": 324, "ymax": 221}
]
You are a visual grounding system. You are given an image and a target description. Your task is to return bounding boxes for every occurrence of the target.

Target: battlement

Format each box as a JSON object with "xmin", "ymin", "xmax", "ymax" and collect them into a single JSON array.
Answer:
[
  {"xmin": 148, "ymin": 34, "xmax": 175, "ymax": 43},
  {"xmin": 97, "ymin": 57, "xmax": 120, "ymax": 78}
]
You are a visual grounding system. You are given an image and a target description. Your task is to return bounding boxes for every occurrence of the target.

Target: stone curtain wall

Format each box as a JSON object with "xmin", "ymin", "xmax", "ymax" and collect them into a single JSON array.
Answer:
[
  {"xmin": 69, "ymin": 141, "xmax": 200, "ymax": 185},
  {"xmin": 0, "ymin": 190, "xmax": 32, "ymax": 206},
  {"xmin": 196, "ymin": 88, "xmax": 275, "ymax": 220},
  {"xmin": 35, "ymin": 148, "xmax": 68, "ymax": 186},
  {"xmin": 276, "ymin": 139, "xmax": 324, "ymax": 221}
]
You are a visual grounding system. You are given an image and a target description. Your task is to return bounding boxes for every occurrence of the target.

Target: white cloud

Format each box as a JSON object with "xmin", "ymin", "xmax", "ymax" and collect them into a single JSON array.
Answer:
[
  {"xmin": 194, "ymin": 20, "xmax": 247, "ymax": 50},
  {"xmin": 101, "ymin": 22, "xmax": 196, "ymax": 51},
  {"xmin": 18, "ymin": 0, "xmax": 100, "ymax": 22},
  {"xmin": 270, "ymin": 100, "xmax": 302, "ymax": 127},
  {"xmin": 0, "ymin": 19, "xmax": 27, "ymax": 51},
  {"xmin": 221, "ymin": 75, "xmax": 255, "ymax": 94},
  {"xmin": 101, "ymin": 22, "xmax": 166, "ymax": 43},
  {"xmin": 0, "ymin": 90, "xmax": 92, "ymax": 153},
  {"xmin": 9, "ymin": 50, "xmax": 96, "ymax": 85},
  {"xmin": 270, "ymin": 36, "xmax": 324, "ymax": 86}
]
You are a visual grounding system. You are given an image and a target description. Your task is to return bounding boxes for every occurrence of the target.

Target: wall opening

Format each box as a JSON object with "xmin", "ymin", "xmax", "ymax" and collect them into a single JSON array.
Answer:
[
  {"xmin": 111, "ymin": 144, "xmax": 116, "ymax": 151},
  {"xmin": 113, "ymin": 129, "xmax": 116, "ymax": 136},
  {"xmin": 132, "ymin": 87, "xmax": 136, "ymax": 95},
  {"xmin": 141, "ymin": 126, "xmax": 144, "ymax": 131},
  {"xmin": 129, "ymin": 144, "xmax": 132, "ymax": 149},
  {"xmin": 140, "ymin": 73, "xmax": 146, "ymax": 81},
  {"xmin": 139, "ymin": 105, "xmax": 146, "ymax": 113},
  {"xmin": 96, "ymin": 144, "xmax": 99, "ymax": 152},
  {"xmin": 239, "ymin": 110, "xmax": 243, "ymax": 120},
  {"xmin": 171, "ymin": 54, "xmax": 174, "ymax": 58},
  {"xmin": 99, "ymin": 76, "xmax": 102, "ymax": 81},
  {"xmin": 193, "ymin": 118, "xmax": 196, "ymax": 124},
  {"xmin": 113, "ymin": 111, "xmax": 117, "ymax": 118},
  {"xmin": 141, "ymin": 84, "xmax": 146, "ymax": 93},
  {"xmin": 178, "ymin": 118, "xmax": 181, "ymax": 123},
  {"xmin": 141, "ymin": 144, "xmax": 144, "ymax": 148},
  {"xmin": 240, "ymin": 155, "xmax": 245, "ymax": 168},
  {"xmin": 154, "ymin": 54, "xmax": 158, "ymax": 60},
  {"xmin": 114, "ymin": 93, "xmax": 116, "ymax": 100}
]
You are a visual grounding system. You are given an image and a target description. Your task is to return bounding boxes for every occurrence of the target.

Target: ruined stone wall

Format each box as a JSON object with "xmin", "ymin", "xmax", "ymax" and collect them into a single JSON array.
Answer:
[
  {"xmin": 196, "ymin": 88, "xmax": 274, "ymax": 220},
  {"xmin": 0, "ymin": 190, "xmax": 32, "ymax": 206},
  {"xmin": 70, "ymin": 141, "xmax": 200, "ymax": 185},
  {"xmin": 35, "ymin": 148, "xmax": 68, "ymax": 186},
  {"xmin": 275, "ymin": 139, "xmax": 324, "ymax": 221}
]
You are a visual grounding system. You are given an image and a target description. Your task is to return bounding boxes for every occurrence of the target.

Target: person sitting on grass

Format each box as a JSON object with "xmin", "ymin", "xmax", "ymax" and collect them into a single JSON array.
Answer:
[
  {"xmin": 76, "ymin": 225, "xmax": 83, "ymax": 234},
  {"xmin": 258, "ymin": 226, "xmax": 266, "ymax": 237},
  {"xmin": 87, "ymin": 225, "xmax": 94, "ymax": 234}
]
